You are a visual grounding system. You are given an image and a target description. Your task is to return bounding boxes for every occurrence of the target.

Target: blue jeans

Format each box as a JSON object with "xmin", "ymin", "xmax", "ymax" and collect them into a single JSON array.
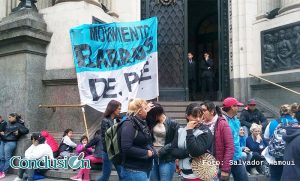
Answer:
[
  {"xmin": 150, "ymin": 160, "xmax": 176, "ymax": 181},
  {"xmin": 0, "ymin": 141, "xmax": 17, "ymax": 173},
  {"xmin": 241, "ymin": 151, "xmax": 252, "ymax": 162},
  {"xmin": 231, "ymin": 160, "xmax": 249, "ymax": 181},
  {"xmin": 96, "ymin": 151, "xmax": 124, "ymax": 181},
  {"xmin": 123, "ymin": 168, "xmax": 150, "ymax": 181},
  {"xmin": 269, "ymin": 165, "xmax": 283, "ymax": 181}
]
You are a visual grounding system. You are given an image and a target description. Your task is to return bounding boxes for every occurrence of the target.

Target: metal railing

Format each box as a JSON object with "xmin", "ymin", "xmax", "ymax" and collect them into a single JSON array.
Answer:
[{"xmin": 249, "ymin": 73, "xmax": 300, "ymax": 96}]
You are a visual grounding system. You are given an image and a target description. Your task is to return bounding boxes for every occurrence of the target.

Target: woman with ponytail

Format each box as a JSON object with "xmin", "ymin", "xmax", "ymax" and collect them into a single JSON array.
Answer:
[{"xmin": 200, "ymin": 101, "xmax": 234, "ymax": 181}]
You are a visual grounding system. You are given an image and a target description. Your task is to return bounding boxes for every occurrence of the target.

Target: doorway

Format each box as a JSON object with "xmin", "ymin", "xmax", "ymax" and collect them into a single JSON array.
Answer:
[{"xmin": 188, "ymin": 0, "xmax": 222, "ymax": 101}]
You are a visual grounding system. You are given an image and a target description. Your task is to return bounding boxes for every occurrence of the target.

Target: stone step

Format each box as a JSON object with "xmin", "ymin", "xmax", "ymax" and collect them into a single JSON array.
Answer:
[
  {"xmin": 44, "ymin": 169, "xmax": 268, "ymax": 181},
  {"xmin": 47, "ymin": 132, "xmax": 84, "ymax": 143}
]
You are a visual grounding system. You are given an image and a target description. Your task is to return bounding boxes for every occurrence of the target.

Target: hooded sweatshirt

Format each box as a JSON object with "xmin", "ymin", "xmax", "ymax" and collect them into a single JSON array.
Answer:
[
  {"xmin": 40, "ymin": 130, "xmax": 59, "ymax": 152},
  {"xmin": 281, "ymin": 126, "xmax": 300, "ymax": 181}
]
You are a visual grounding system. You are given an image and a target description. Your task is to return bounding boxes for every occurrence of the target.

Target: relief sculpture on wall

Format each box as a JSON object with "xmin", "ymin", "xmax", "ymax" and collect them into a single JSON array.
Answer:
[{"xmin": 261, "ymin": 23, "xmax": 300, "ymax": 73}]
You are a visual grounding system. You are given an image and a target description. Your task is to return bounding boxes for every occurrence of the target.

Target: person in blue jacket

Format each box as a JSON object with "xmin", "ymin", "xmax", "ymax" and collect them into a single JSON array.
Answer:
[
  {"xmin": 264, "ymin": 104, "xmax": 298, "ymax": 181},
  {"xmin": 222, "ymin": 97, "xmax": 249, "ymax": 181},
  {"xmin": 246, "ymin": 123, "xmax": 267, "ymax": 175}
]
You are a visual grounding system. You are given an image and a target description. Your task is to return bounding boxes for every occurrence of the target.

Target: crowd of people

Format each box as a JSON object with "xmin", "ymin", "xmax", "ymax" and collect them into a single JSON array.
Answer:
[{"xmin": 0, "ymin": 98, "xmax": 300, "ymax": 181}]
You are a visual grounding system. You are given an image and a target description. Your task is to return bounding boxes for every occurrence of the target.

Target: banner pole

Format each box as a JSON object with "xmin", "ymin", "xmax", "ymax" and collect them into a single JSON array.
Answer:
[{"xmin": 81, "ymin": 106, "xmax": 89, "ymax": 138}]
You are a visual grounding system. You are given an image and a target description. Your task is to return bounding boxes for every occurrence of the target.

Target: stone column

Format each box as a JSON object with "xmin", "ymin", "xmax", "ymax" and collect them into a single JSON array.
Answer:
[
  {"xmin": 36, "ymin": 0, "xmax": 53, "ymax": 10},
  {"xmin": 279, "ymin": 0, "xmax": 300, "ymax": 14},
  {"xmin": 0, "ymin": 1, "xmax": 7, "ymax": 20},
  {"xmin": 0, "ymin": 0, "xmax": 19, "ymax": 20},
  {"xmin": 257, "ymin": 0, "xmax": 280, "ymax": 19},
  {"xmin": 0, "ymin": 8, "xmax": 51, "ymax": 156}
]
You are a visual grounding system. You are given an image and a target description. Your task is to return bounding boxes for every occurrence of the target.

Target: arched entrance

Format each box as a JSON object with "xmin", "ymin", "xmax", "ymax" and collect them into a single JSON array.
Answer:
[{"xmin": 141, "ymin": 0, "xmax": 230, "ymax": 101}]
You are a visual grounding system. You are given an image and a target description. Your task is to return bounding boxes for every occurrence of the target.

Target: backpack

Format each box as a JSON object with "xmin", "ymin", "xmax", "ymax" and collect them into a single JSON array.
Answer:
[
  {"xmin": 268, "ymin": 118, "xmax": 296, "ymax": 159},
  {"xmin": 105, "ymin": 120, "xmax": 138, "ymax": 164}
]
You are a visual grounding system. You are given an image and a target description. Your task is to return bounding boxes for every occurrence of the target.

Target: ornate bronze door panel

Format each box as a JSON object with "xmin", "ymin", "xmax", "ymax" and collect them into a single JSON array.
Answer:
[
  {"xmin": 141, "ymin": 0, "xmax": 187, "ymax": 101},
  {"xmin": 218, "ymin": 0, "xmax": 230, "ymax": 99}
]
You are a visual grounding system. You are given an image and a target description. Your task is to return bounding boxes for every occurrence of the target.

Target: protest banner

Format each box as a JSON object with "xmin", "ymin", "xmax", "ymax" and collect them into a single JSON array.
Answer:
[{"xmin": 70, "ymin": 17, "xmax": 158, "ymax": 112}]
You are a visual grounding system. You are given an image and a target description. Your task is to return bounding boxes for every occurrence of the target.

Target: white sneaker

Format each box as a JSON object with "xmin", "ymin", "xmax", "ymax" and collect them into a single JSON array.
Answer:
[
  {"xmin": 13, "ymin": 177, "xmax": 22, "ymax": 181},
  {"xmin": 250, "ymin": 168, "xmax": 259, "ymax": 175}
]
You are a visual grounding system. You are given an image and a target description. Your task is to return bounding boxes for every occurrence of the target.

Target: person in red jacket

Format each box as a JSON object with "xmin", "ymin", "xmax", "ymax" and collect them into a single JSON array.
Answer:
[
  {"xmin": 40, "ymin": 130, "xmax": 59, "ymax": 157},
  {"xmin": 200, "ymin": 101, "xmax": 234, "ymax": 181}
]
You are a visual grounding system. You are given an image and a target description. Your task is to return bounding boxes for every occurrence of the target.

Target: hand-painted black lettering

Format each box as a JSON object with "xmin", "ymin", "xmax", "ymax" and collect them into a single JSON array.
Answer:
[
  {"xmin": 132, "ymin": 45, "xmax": 146, "ymax": 61},
  {"xmin": 139, "ymin": 61, "xmax": 151, "ymax": 82},
  {"xmin": 121, "ymin": 27, "xmax": 130, "ymax": 42},
  {"xmin": 74, "ymin": 44, "xmax": 95, "ymax": 67},
  {"xmin": 124, "ymin": 72, "xmax": 139, "ymax": 92},
  {"xmin": 96, "ymin": 49, "xmax": 108, "ymax": 69},
  {"xmin": 119, "ymin": 48, "xmax": 131, "ymax": 65},
  {"xmin": 144, "ymin": 36, "xmax": 153, "ymax": 53},
  {"xmin": 89, "ymin": 78, "xmax": 117, "ymax": 101}
]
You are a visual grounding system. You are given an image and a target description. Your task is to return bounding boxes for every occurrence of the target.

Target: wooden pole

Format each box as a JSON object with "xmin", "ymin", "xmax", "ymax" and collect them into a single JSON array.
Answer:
[
  {"xmin": 39, "ymin": 104, "xmax": 83, "ymax": 108},
  {"xmin": 81, "ymin": 107, "xmax": 89, "ymax": 138}
]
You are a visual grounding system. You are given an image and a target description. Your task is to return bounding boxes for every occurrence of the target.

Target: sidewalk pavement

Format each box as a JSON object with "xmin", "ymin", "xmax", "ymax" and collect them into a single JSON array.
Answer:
[{"xmin": 2, "ymin": 174, "xmax": 67, "ymax": 181}]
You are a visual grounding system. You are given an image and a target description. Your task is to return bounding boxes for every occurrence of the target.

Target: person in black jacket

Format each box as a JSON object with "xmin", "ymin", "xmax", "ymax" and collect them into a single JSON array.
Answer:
[
  {"xmin": 171, "ymin": 103, "xmax": 213, "ymax": 180},
  {"xmin": 239, "ymin": 99, "xmax": 267, "ymax": 133},
  {"xmin": 96, "ymin": 100, "xmax": 124, "ymax": 181},
  {"xmin": 200, "ymin": 52, "xmax": 214, "ymax": 100},
  {"xmin": 188, "ymin": 52, "xmax": 197, "ymax": 101},
  {"xmin": 147, "ymin": 103, "xmax": 179, "ymax": 181},
  {"xmin": 0, "ymin": 116, "xmax": 6, "ymax": 133},
  {"xmin": 0, "ymin": 116, "xmax": 6, "ymax": 142},
  {"xmin": 120, "ymin": 98, "xmax": 156, "ymax": 181},
  {"xmin": 0, "ymin": 113, "xmax": 29, "ymax": 179},
  {"xmin": 281, "ymin": 125, "xmax": 300, "ymax": 181}
]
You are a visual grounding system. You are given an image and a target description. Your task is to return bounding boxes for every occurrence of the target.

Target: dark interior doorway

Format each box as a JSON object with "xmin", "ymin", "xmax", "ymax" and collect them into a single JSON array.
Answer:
[{"xmin": 188, "ymin": 0, "xmax": 219, "ymax": 101}]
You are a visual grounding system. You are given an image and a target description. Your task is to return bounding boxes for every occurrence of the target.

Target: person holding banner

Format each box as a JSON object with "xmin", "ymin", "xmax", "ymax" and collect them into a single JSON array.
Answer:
[{"xmin": 120, "ymin": 98, "xmax": 156, "ymax": 181}]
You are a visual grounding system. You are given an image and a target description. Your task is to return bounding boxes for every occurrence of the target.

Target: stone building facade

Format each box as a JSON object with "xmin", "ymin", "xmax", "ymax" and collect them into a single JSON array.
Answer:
[{"xmin": 1, "ymin": 0, "xmax": 300, "ymax": 136}]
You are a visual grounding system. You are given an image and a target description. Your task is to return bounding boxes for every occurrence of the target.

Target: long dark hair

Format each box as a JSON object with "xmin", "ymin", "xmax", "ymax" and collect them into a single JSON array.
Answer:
[
  {"xmin": 201, "ymin": 101, "xmax": 222, "ymax": 116},
  {"xmin": 186, "ymin": 103, "xmax": 200, "ymax": 115},
  {"xmin": 146, "ymin": 102, "xmax": 165, "ymax": 130},
  {"xmin": 9, "ymin": 113, "xmax": 24, "ymax": 123},
  {"xmin": 63, "ymin": 129, "xmax": 73, "ymax": 137},
  {"xmin": 31, "ymin": 133, "xmax": 45, "ymax": 144},
  {"xmin": 104, "ymin": 100, "xmax": 121, "ymax": 118}
]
